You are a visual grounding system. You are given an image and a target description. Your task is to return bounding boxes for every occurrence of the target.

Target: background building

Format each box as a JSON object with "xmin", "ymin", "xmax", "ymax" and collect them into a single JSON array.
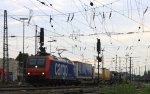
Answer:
[{"xmin": 0, "ymin": 58, "xmax": 18, "ymax": 81}]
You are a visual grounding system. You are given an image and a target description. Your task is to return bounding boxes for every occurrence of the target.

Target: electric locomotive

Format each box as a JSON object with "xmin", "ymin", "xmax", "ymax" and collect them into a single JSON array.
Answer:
[{"xmin": 25, "ymin": 55, "xmax": 79, "ymax": 85}]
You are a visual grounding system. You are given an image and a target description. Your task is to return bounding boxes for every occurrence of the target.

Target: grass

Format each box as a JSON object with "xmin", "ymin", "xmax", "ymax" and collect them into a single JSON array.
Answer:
[
  {"xmin": 136, "ymin": 84, "xmax": 150, "ymax": 94},
  {"xmin": 100, "ymin": 82, "xmax": 150, "ymax": 94}
]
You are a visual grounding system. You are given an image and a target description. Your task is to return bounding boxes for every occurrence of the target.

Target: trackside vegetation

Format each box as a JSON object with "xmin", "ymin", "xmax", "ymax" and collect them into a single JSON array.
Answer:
[{"xmin": 100, "ymin": 82, "xmax": 150, "ymax": 94}]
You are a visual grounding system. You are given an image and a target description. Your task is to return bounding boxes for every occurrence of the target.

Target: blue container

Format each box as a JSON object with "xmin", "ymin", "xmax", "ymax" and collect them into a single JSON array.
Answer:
[
  {"xmin": 74, "ymin": 61, "xmax": 93, "ymax": 78},
  {"xmin": 49, "ymin": 60, "xmax": 75, "ymax": 80}
]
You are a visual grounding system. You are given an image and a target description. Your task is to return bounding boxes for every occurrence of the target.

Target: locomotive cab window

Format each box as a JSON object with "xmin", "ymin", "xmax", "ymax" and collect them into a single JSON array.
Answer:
[
  {"xmin": 27, "ymin": 58, "xmax": 45, "ymax": 68},
  {"xmin": 37, "ymin": 59, "xmax": 45, "ymax": 67},
  {"xmin": 28, "ymin": 59, "xmax": 36, "ymax": 67}
]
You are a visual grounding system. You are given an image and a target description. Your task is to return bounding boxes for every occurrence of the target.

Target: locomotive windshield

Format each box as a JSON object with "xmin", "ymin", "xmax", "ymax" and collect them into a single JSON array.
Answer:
[
  {"xmin": 27, "ymin": 58, "xmax": 45, "ymax": 68},
  {"xmin": 28, "ymin": 59, "xmax": 36, "ymax": 67},
  {"xmin": 37, "ymin": 59, "xmax": 45, "ymax": 67}
]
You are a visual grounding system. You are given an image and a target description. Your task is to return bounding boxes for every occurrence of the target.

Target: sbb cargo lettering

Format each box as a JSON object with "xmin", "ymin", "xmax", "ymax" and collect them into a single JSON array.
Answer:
[{"xmin": 55, "ymin": 63, "xmax": 68, "ymax": 78}]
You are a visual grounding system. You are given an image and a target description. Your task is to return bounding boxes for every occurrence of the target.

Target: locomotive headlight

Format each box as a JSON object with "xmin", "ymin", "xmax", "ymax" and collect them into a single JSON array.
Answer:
[
  {"xmin": 35, "ymin": 65, "xmax": 38, "ymax": 68},
  {"xmin": 27, "ymin": 73, "xmax": 30, "ymax": 75},
  {"xmin": 42, "ymin": 72, "xmax": 45, "ymax": 75}
]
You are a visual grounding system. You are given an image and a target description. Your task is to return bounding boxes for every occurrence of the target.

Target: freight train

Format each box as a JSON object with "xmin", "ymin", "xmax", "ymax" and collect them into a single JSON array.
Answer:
[{"xmin": 25, "ymin": 54, "xmax": 122, "ymax": 85}]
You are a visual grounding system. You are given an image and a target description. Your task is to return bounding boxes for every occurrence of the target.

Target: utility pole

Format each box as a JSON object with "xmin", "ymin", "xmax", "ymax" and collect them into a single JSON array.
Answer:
[
  {"xmin": 35, "ymin": 25, "xmax": 38, "ymax": 55},
  {"xmin": 3, "ymin": 10, "xmax": 9, "ymax": 83},
  {"xmin": 134, "ymin": 69, "xmax": 135, "ymax": 81},
  {"xmin": 119, "ymin": 57, "xmax": 121, "ymax": 72},
  {"xmin": 129, "ymin": 57, "xmax": 132, "ymax": 82},
  {"xmin": 125, "ymin": 54, "xmax": 128, "ymax": 82},
  {"xmin": 139, "ymin": 66, "xmax": 141, "ymax": 81},
  {"xmin": 145, "ymin": 65, "xmax": 147, "ymax": 74},
  {"xmin": 115, "ymin": 55, "xmax": 117, "ymax": 72},
  {"xmin": 48, "ymin": 38, "xmax": 56, "ymax": 54},
  {"xmin": 102, "ymin": 49, "xmax": 104, "ymax": 81},
  {"xmin": 101, "ymin": 49, "xmax": 104, "ymax": 69},
  {"xmin": 129, "ymin": 56, "xmax": 138, "ymax": 82},
  {"xmin": 136, "ymin": 67, "xmax": 137, "ymax": 80},
  {"xmin": 144, "ymin": 65, "xmax": 147, "ymax": 82},
  {"xmin": 139, "ymin": 66, "xmax": 140, "ymax": 76},
  {"xmin": 20, "ymin": 18, "xmax": 28, "ymax": 54},
  {"xmin": 112, "ymin": 58, "xmax": 115, "ymax": 71},
  {"xmin": 125, "ymin": 54, "xmax": 128, "ymax": 75},
  {"xmin": 20, "ymin": 17, "xmax": 28, "ymax": 81},
  {"xmin": 132, "ymin": 63, "xmax": 134, "ymax": 81}
]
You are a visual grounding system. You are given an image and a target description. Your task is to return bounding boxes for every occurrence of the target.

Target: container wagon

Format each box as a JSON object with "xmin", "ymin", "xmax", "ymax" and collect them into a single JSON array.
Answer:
[{"xmin": 73, "ymin": 61, "xmax": 93, "ymax": 84}]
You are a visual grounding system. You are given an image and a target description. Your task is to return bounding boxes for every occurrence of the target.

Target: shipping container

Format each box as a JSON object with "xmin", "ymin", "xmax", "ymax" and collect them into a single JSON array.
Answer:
[
  {"xmin": 94, "ymin": 68, "xmax": 111, "ymax": 80},
  {"xmin": 101, "ymin": 68, "xmax": 111, "ymax": 81},
  {"xmin": 74, "ymin": 61, "xmax": 93, "ymax": 79},
  {"xmin": 50, "ymin": 60, "xmax": 75, "ymax": 80}
]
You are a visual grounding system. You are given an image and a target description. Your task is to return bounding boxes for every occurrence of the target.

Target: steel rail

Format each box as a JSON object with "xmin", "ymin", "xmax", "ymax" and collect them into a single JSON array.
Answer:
[{"xmin": 0, "ymin": 85, "xmax": 98, "ymax": 92}]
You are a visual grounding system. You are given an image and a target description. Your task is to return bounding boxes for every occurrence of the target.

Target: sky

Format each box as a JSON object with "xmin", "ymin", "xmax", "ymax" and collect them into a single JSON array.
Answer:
[{"xmin": 0, "ymin": 0, "xmax": 150, "ymax": 75}]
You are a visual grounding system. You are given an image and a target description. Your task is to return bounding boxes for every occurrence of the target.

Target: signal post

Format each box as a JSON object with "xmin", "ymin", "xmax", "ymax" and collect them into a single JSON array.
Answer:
[{"xmin": 97, "ymin": 39, "xmax": 102, "ymax": 84}]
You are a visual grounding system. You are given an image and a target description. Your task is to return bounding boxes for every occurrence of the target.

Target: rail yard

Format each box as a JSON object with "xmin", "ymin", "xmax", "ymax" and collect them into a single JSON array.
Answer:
[{"xmin": 1, "ymin": 0, "xmax": 150, "ymax": 94}]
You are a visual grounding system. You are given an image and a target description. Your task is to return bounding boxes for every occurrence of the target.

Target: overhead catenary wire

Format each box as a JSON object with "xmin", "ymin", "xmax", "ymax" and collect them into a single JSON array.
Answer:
[
  {"xmin": 0, "ymin": 0, "xmax": 150, "ymax": 65},
  {"xmin": 92, "ymin": 0, "xmax": 150, "ymax": 55}
]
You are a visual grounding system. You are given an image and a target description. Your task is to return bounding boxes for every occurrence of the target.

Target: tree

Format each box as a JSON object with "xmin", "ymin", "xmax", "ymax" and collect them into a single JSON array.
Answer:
[
  {"xmin": 15, "ymin": 52, "xmax": 29, "ymax": 81},
  {"xmin": 15, "ymin": 52, "xmax": 29, "ymax": 70},
  {"xmin": 16, "ymin": 52, "xmax": 29, "ymax": 62}
]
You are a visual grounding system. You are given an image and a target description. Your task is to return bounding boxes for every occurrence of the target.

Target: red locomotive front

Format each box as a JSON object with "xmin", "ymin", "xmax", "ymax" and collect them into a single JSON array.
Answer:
[{"xmin": 25, "ymin": 55, "xmax": 53, "ymax": 83}]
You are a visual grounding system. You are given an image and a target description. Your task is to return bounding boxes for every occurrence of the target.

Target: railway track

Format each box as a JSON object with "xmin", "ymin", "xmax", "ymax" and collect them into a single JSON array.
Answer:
[{"xmin": 0, "ymin": 85, "xmax": 99, "ymax": 92}]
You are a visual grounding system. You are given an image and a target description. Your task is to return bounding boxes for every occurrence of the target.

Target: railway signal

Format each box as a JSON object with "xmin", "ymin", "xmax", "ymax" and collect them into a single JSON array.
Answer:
[
  {"xmin": 97, "ymin": 38, "xmax": 101, "ymax": 84},
  {"xmin": 40, "ymin": 28, "xmax": 44, "ymax": 44},
  {"xmin": 97, "ymin": 39, "xmax": 101, "ymax": 54}
]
